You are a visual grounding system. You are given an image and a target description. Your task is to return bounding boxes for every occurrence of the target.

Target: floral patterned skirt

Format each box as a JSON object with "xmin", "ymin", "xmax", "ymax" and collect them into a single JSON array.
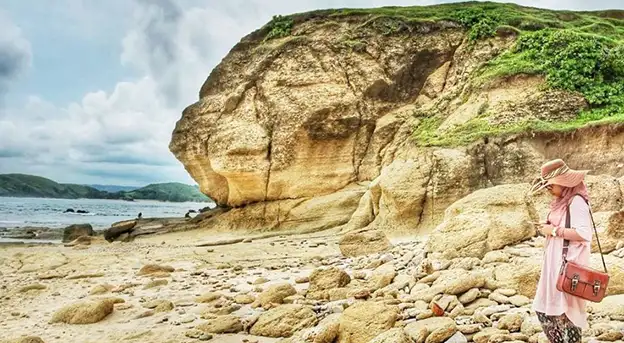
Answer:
[{"xmin": 536, "ymin": 311, "xmax": 582, "ymax": 343}]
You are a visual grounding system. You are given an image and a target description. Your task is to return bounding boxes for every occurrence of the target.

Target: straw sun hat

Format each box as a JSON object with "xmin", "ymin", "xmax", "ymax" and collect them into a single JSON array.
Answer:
[{"xmin": 529, "ymin": 159, "xmax": 589, "ymax": 195}]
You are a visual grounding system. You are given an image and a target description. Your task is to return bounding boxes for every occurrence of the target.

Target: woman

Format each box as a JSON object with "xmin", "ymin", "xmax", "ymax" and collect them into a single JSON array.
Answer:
[{"xmin": 529, "ymin": 159, "xmax": 593, "ymax": 343}]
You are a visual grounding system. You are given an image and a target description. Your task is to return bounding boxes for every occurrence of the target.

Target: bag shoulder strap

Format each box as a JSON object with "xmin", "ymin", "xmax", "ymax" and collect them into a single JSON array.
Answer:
[{"xmin": 562, "ymin": 194, "xmax": 608, "ymax": 273}]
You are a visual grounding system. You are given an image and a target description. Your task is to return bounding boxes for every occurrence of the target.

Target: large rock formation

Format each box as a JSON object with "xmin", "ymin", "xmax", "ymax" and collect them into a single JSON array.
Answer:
[
  {"xmin": 170, "ymin": 7, "xmax": 624, "ymax": 234},
  {"xmin": 425, "ymin": 184, "xmax": 538, "ymax": 259}
]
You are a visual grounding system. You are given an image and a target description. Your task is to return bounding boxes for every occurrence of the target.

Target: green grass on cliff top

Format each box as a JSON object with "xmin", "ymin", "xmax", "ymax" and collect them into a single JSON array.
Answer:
[
  {"xmin": 333, "ymin": 1, "xmax": 624, "ymax": 147},
  {"xmin": 263, "ymin": 2, "xmax": 624, "ymax": 147},
  {"xmin": 324, "ymin": 1, "xmax": 624, "ymax": 41}
]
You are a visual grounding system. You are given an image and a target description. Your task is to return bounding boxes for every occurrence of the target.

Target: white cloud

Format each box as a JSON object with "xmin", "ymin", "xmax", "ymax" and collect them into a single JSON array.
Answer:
[{"xmin": 1, "ymin": 0, "xmax": 622, "ymax": 185}]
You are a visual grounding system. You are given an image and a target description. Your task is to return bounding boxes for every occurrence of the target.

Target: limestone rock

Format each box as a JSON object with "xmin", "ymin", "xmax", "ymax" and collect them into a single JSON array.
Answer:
[
  {"xmin": 89, "ymin": 284, "xmax": 114, "ymax": 295},
  {"xmin": 368, "ymin": 328, "xmax": 411, "ymax": 343},
  {"xmin": 233, "ymin": 294, "xmax": 255, "ymax": 304},
  {"xmin": 337, "ymin": 301, "xmax": 398, "ymax": 343},
  {"xmin": 49, "ymin": 298, "xmax": 124, "ymax": 324},
  {"xmin": 143, "ymin": 279, "xmax": 168, "ymax": 289},
  {"xmin": 426, "ymin": 184, "xmax": 537, "ymax": 259},
  {"xmin": 254, "ymin": 277, "xmax": 269, "ymax": 284},
  {"xmin": 368, "ymin": 263, "xmax": 397, "ymax": 291},
  {"xmin": 196, "ymin": 315, "xmax": 243, "ymax": 334},
  {"xmin": 591, "ymin": 211, "xmax": 624, "ymax": 254},
  {"xmin": 445, "ymin": 332, "xmax": 468, "ymax": 343},
  {"xmin": 202, "ymin": 186, "xmax": 365, "ymax": 233},
  {"xmin": 509, "ymin": 295, "xmax": 531, "ymax": 307},
  {"xmin": 488, "ymin": 292, "xmax": 510, "ymax": 304},
  {"xmin": 426, "ymin": 323, "xmax": 457, "ymax": 343},
  {"xmin": 255, "ymin": 283, "xmax": 297, "ymax": 308},
  {"xmin": 170, "ymin": 21, "xmax": 466, "ymax": 209},
  {"xmin": 482, "ymin": 251, "xmax": 510, "ymax": 264},
  {"xmin": 136, "ymin": 264, "xmax": 175, "ymax": 276},
  {"xmin": 309, "ymin": 267, "xmax": 351, "ymax": 292},
  {"xmin": 250, "ymin": 304, "xmax": 317, "ymax": 338},
  {"xmin": 339, "ymin": 230, "xmax": 391, "ymax": 257},
  {"xmin": 596, "ymin": 330, "xmax": 623, "ymax": 341},
  {"xmin": 433, "ymin": 270, "xmax": 487, "ymax": 295},
  {"xmin": 278, "ymin": 313, "xmax": 340, "ymax": 343},
  {"xmin": 464, "ymin": 298, "xmax": 498, "ymax": 315},
  {"xmin": 404, "ymin": 317, "xmax": 456, "ymax": 343},
  {"xmin": 473, "ymin": 328, "xmax": 510, "ymax": 343},
  {"xmin": 62, "ymin": 224, "xmax": 94, "ymax": 243},
  {"xmin": 493, "ymin": 259, "xmax": 541, "ymax": 298},
  {"xmin": 154, "ymin": 300, "xmax": 174, "ymax": 313},
  {"xmin": 349, "ymin": 158, "xmax": 433, "ymax": 233},
  {"xmin": 498, "ymin": 314, "xmax": 523, "ymax": 332},
  {"xmin": 196, "ymin": 292, "xmax": 222, "ymax": 303},
  {"xmin": 586, "ymin": 175, "xmax": 624, "ymax": 212},
  {"xmin": 458, "ymin": 288, "xmax": 480, "ymax": 304},
  {"xmin": 520, "ymin": 316, "xmax": 543, "ymax": 336},
  {"xmin": 18, "ymin": 284, "xmax": 46, "ymax": 293}
]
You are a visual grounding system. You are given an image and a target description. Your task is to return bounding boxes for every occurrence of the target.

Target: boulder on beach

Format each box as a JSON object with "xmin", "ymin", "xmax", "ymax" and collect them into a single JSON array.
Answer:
[
  {"xmin": 337, "ymin": 301, "xmax": 399, "ymax": 343},
  {"xmin": 62, "ymin": 224, "xmax": 94, "ymax": 243},
  {"xmin": 136, "ymin": 264, "xmax": 175, "ymax": 276},
  {"xmin": 338, "ymin": 230, "xmax": 392, "ymax": 257},
  {"xmin": 49, "ymin": 298, "xmax": 124, "ymax": 324},
  {"xmin": 196, "ymin": 315, "xmax": 243, "ymax": 334},
  {"xmin": 103, "ymin": 220, "xmax": 137, "ymax": 242},
  {"xmin": 309, "ymin": 267, "xmax": 351, "ymax": 292},
  {"xmin": 253, "ymin": 283, "xmax": 297, "ymax": 308},
  {"xmin": 426, "ymin": 184, "xmax": 537, "ymax": 259},
  {"xmin": 250, "ymin": 304, "xmax": 318, "ymax": 337}
]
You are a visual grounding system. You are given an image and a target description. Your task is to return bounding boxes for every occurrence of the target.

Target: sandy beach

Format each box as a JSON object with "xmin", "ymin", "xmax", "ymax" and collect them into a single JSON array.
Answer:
[{"xmin": 1, "ymin": 228, "xmax": 400, "ymax": 343}]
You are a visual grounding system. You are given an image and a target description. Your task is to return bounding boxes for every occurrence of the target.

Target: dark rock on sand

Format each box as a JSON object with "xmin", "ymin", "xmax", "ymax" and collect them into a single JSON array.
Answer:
[
  {"xmin": 62, "ymin": 224, "xmax": 94, "ymax": 243},
  {"xmin": 103, "ymin": 220, "xmax": 137, "ymax": 242}
]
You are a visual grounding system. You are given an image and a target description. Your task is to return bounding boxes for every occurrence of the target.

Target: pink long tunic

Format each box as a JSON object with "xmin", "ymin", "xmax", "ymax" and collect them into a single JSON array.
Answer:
[{"xmin": 532, "ymin": 195, "xmax": 593, "ymax": 329}]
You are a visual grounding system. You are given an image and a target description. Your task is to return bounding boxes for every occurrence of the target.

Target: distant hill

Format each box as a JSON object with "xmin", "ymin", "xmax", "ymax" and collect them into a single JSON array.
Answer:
[
  {"xmin": 0, "ymin": 174, "xmax": 212, "ymax": 203},
  {"xmin": 119, "ymin": 183, "xmax": 210, "ymax": 202},
  {"xmin": 88, "ymin": 184, "xmax": 139, "ymax": 193},
  {"xmin": 0, "ymin": 174, "xmax": 109, "ymax": 199}
]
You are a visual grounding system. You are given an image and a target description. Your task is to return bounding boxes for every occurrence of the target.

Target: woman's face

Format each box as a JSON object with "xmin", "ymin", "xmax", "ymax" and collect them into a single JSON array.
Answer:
[{"xmin": 547, "ymin": 183, "xmax": 564, "ymax": 197}]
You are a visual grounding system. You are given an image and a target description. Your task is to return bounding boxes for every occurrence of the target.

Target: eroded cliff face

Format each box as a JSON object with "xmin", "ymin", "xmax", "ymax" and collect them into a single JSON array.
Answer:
[
  {"xmin": 170, "ymin": 18, "xmax": 469, "ymax": 207},
  {"xmin": 170, "ymin": 13, "xmax": 624, "ymax": 234}
]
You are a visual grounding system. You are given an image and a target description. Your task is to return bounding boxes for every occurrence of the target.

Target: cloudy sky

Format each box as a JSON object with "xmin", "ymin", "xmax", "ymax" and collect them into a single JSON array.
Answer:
[{"xmin": 0, "ymin": 0, "xmax": 620, "ymax": 186}]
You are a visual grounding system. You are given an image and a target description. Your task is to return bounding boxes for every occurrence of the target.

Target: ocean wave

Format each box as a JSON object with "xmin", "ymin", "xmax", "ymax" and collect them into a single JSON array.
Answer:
[{"xmin": 0, "ymin": 220, "xmax": 23, "ymax": 225}]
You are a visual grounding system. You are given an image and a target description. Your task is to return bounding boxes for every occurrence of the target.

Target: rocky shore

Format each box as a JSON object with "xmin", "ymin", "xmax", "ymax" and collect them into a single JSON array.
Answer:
[{"xmin": 2, "ymin": 224, "xmax": 624, "ymax": 343}]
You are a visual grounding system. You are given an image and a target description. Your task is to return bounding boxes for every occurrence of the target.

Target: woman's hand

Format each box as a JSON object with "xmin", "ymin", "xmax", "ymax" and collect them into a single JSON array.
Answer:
[{"xmin": 538, "ymin": 223, "xmax": 556, "ymax": 237}]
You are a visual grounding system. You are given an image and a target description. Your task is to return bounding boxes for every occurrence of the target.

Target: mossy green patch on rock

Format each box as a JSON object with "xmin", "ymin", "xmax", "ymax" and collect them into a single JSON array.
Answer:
[{"xmin": 392, "ymin": 3, "xmax": 624, "ymax": 147}]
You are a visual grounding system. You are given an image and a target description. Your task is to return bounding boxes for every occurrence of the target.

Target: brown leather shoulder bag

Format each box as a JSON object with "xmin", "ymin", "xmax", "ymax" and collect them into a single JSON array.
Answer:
[{"xmin": 556, "ymin": 196, "xmax": 609, "ymax": 302}]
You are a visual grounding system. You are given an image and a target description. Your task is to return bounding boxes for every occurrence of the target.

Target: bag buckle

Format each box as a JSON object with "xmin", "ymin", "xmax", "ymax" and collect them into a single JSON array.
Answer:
[
  {"xmin": 594, "ymin": 281, "xmax": 601, "ymax": 296},
  {"xmin": 571, "ymin": 275, "xmax": 579, "ymax": 291}
]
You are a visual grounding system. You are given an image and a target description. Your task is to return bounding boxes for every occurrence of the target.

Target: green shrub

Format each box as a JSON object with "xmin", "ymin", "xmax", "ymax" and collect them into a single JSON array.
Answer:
[
  {"xmin": 451, "ymin": 8, "xmax": 500, "ymax": 41},
  {"xmin": 265, "ymin": 15, "xmax": 294, "ymax": 41},
  {"xmin": 512, "ymin": 29, "xmax": 624, "ymax": 109}
]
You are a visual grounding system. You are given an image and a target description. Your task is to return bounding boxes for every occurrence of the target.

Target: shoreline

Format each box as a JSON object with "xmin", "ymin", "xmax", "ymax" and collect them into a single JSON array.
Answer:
[{"xmin": 0, "ymin": 195, "xmax": 215, "ymax": 205}]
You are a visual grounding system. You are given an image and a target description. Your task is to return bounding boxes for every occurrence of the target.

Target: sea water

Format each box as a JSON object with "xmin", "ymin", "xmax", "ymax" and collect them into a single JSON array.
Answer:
[{"xmin": 0, "ymin": 197, "xmax": 216, "ymax": 230}]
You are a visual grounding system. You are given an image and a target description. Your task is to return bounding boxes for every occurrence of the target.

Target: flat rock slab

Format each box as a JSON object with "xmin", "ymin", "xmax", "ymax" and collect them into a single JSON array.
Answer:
[{"xmin": 196, "ymin": 238, "xmax": 245, "ymax": 247}]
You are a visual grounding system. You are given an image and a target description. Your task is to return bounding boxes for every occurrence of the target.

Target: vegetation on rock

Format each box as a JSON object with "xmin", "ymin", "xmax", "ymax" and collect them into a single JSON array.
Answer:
[
  {"xmin": 260, "ymin": 2, "xmax": 624, "ymax": 146},
  {"xmin": 264, "ymin": 15, "xmax": 294, "ymax": 41}
]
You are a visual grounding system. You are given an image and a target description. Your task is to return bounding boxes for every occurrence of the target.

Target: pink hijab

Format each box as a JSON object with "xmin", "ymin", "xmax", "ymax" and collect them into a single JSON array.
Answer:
[{"xmin": 547, "ymin": 182, "xmax": 590, "ymax": 227}]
